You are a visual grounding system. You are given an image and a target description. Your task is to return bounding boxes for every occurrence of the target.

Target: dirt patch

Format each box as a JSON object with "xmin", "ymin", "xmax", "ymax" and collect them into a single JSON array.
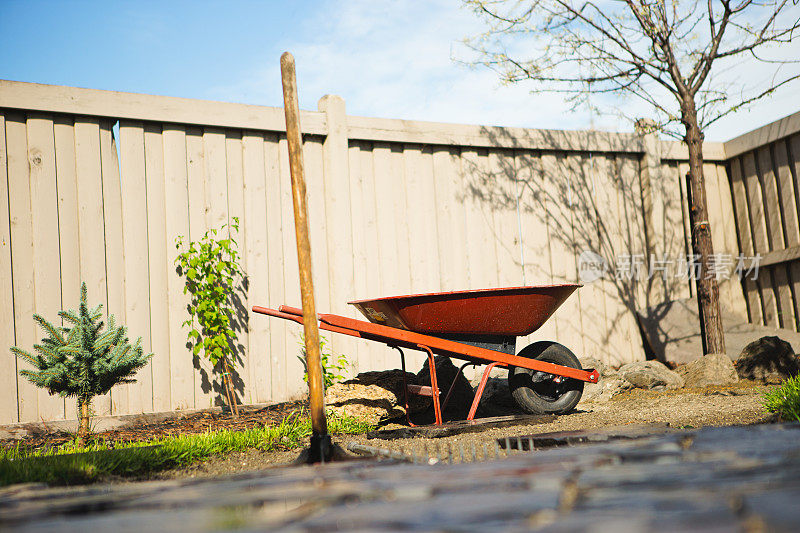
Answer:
[{"xmin": 148, "ymin": 379, "xmax": 777, "ymax": 480}]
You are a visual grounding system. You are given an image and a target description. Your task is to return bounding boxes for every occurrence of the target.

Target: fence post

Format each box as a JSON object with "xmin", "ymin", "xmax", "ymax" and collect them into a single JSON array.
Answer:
[{"xmin": 318, "ymin": 95, "xmax": 357, "ymax": 369}]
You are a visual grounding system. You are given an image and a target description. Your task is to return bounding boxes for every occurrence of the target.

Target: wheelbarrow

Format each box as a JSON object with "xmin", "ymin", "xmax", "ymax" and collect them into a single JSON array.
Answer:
[{"xmin": 252, "ymin": 285, "xmax": 599, "ymax": 426}]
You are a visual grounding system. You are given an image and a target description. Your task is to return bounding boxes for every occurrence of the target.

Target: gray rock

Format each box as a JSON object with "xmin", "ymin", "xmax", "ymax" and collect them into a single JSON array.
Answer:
[
  {"xmin": 619, "ymin": 360, "xmax": 684, "ymax": 390},
  {"xmin": 325, "ymin": 369, "xmax": 424, "ymax": 425},
  {"xmin": 579, "ymin": 377, "xmax": 632, "ymax": 404},
  {"xmin": 577, "ymin": 357, "xmax": 630, "ymax": 404},
  {"xmin": 638, "ymin": 296, "xmax": 800, "ymax": 365},
  {"xmin": 676, "ymin": 352, "xmax": 739, "ymax": 388},
  {"xmin": 417, "ymin": 356, "xmax": 474, "ymax": 419},
  {"xmin": 469, "ymin": 366, "xmax": 515, "ymax": 411},
  {"xmin": 735, "ymin": 336, "xmax": 799, "ymax": 383},
  {"xmin": 579, "ymin": 357, "xmax": 608, "ymax": 377}
]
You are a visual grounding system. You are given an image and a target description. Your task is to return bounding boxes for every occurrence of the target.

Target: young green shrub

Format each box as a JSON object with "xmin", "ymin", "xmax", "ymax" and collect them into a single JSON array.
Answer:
[
  {"xmin": 175, "ymin": 217, "xmax": 245, "ymax": 416},
  {"xmin": 763, "ymin": 374, "xmax": 800, "ymax": 422},
  {"xmin": 298, "ymin": 335, "xmax": 349, "ymax": 389},
  {"xmin": 10, "ymin": 283, "xmax": 152, "ymax": 446}
]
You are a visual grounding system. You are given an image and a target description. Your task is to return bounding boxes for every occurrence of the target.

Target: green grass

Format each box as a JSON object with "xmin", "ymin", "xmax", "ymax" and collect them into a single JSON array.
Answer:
[
  {"xmin": 0, "ymin": 411, "xmax": 373, "ymax": 487},
  {"xmin": 763, "ymin": 374, "xmax": 800, "ymax": 423}
]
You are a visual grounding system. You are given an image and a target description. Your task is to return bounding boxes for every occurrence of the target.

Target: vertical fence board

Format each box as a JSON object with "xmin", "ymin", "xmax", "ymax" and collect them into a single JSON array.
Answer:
[
  {"xmin": 74, "ymin": 117, "xmax": 112, "ymax": 417},
  {"xmin": 198, "ymin": 128, "xmax": 228, "ymax": 406},
  {"xmin": 757, "ymin": 142, "xmax": 795, "ymax": 329},
  {"xmin": 433, "ymin": 147, "xmax": 468, "ymax": 293},
  {"xmin": 304, "ymin": 138, "xmax": 338, "ymax": 373},
  {"xmin": 303, "ymin": 139, "xmax": 331, "ymax": 322},
  {"xmin": 773, "ymin": 140, "xmax": 800, "ymax": 331},
  {"xmin": 100, "ymin": 122, "xmax": 128, "ymax": 414},
  {"xmin": 461, "ymin": 149, "xmax": 499, "ymax": 289},
  {"xmin": 392, "ymin": 146, "xmax": 414, "ymax": 295},
  {"xmin": 357, "ymin": 143, "xmax": 386, "ymax": 371},
  {"xmin": 119, "ymin": 121, "xmax": 153, "ymax": 413},
  {"xmin": 418, "ymin": 147, "xmax": 441, "ymax": 291},
  {"xmin": 372, "ymin": 144, "xmax": 401, "ymax": 300},
  {"xmin": 489, "ymin": 150, "xmax": 521, "ymax": 287},
  {"xmin": 616, "ymin": 154, "xmax": 646, "ymax": 362},
  {"xmin": 773, "ymin": 141, "xmax": 800, "ymax": 249},
  {"xmin": 242, "ymin": 131, "xmax": 269, "ymax": 403},
  {"xmin": 6, "ymin": 113, "xmax": 39, "ymax": 422},
  {"xmin": 742, "ymin": 152, "xmax": 778, "ymax": 327},
  {"xmin": 346, "ymin": 142, "xmax": 367, "ymax": 373},
  {"xmin": 754, "ymin": 147, "xmax": 792, "ymax": 327},
  {"xmin": 27, "ymin": 115, "xmax": 66, "ymax": 420},
  {"xmin": 162, "ymin": 125, "xmax": 193, "ymax": 410},
  {"xmin": 514, "ymin": 151, "xmax": 558, "ymax": 344},
  {"xmin": 756, "ymin": 147, "xmax": 785, "ymax": 250},
  {"xmin": 788, "ymin": 135, "xmax": 800, "ymax": 330},
  {"xmin": 186, "ymin": 126, "xmax": 207, "ymax": 408},
  {"xmin": 263, "ymin": 134, "xmax": 284, "ymax": 400},
  {"xmin": 273, "ymin": 137, "xmax": 293, "ymax": 400},
  {"xmin": 791, "ymin": 135, "xmax": 800, "ymax": 219},
  {"xmin": 186, "ymin": 126, "xmax": 206, "ymax": 409},
  {"xmin": 224, "ymin": 131, "xmax": 250, "ymax": 405},
  {"xmin": 53, "ymin": 118, "xmax": 81, "ymax": 312},
  {"xmin": 143, "ymin": 124, "xmax": 171, "ymax": 411},
  {"xmin": 546, "ymin": 153, "xmax": 585, "ymax": 356},
  {"xmin": 574, "ymin": 153, "xmax": 606, "ymax": 361},
  {"xmin": 405, "ymin": 145, "xmax": 439, "ymax": 293},
  {"xmin": 729, "ymin": 157, "xmax": 763, "ymax": 324},
  {"xmin": 709, "ymin": 163, "xmax": 746, "ymax": 315},
  {"xmin": 0, "ymin": 113, "xmax": 19, "ymax": 424},
  {"xmin": 593, "ymin": 154, "xmax": 634, "ymax": 365}
]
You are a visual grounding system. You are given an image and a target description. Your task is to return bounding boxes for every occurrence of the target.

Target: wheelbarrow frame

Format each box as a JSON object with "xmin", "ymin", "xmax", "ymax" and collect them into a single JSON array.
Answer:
[{"xmin": 252, "ymin": 304, "xmax": 599, "ymax": 426}]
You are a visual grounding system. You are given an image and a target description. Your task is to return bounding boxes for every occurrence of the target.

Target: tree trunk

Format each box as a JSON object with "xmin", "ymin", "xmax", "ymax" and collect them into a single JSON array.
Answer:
[
  {"xmin": 681, "ymin": 99, "xmax": 726, "ymax": 355},
  {"xmin": 222, "ymin": 356, "xmax": 239, "ymax": 417},
  {"xmin": 77, "ymin": 397, "xmax": 91, "ymax": 447}
]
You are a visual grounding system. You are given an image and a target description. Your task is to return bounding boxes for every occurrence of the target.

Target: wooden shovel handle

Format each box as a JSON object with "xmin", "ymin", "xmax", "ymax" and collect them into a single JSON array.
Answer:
[{"xmin": 280, "ymin": 52, "xmax": 326, "ymax": 436}]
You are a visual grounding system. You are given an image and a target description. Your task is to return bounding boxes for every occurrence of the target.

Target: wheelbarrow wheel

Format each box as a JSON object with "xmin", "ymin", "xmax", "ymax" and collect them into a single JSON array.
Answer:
[{"xmin": 509, "ymin": 341, "xmax": 584, "ymax": 415}]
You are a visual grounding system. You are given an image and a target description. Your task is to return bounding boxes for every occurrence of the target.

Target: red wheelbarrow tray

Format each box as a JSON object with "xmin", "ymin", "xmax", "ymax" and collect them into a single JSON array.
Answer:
[
  {"xmin": 251, "ymin": 284, "xmax": 598, "ymax": 426},
  {"xmin": 348, "ymin": 284, "xmax": 580, "ymax": 336}
]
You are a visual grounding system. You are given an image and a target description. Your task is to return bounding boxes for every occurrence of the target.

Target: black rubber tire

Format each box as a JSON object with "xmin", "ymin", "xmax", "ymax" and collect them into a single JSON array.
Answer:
[{"xmin": 508, "ymin": 341, "xmax": 584, "ymax": 415}]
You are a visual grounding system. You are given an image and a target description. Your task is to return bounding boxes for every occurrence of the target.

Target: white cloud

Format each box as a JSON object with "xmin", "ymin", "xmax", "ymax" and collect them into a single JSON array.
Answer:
[{"xmin": 209, "ymin": 0, "xmax": 800, "ymax": 142}]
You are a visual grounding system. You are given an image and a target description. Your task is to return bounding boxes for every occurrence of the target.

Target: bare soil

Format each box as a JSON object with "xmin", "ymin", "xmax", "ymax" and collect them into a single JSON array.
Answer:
[
  {"xmin": 1, "ymin": 401, "xmax": 306, "ymax": 452},
  {"xmin": 154, "ymin": 379, "xmax": 777, "ymax": 480}
]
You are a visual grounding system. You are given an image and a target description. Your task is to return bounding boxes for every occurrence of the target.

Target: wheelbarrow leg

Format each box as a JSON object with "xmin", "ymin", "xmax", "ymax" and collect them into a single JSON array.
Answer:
[
  {"xmin": 467, "ymin": 362, "xmax": 504, "ymax": 421},
  {"xmin": 393, "ymin": 346, "xmax": 419, "ymax": 428},
  {"xmin": 418, "ymin": 345, "xmax": 443, "ymax": 425}
]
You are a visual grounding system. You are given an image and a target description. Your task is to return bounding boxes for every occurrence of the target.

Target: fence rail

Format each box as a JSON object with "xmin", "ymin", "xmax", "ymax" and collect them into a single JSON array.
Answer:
[{"xmin": 0, "ymin": 80, "xmax": 763, "ymax": 424}]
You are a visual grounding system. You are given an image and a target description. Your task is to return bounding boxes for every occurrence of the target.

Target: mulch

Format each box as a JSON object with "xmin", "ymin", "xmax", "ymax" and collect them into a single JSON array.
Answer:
[{"xmin": 1, "ymin": 400, "xmax": 308, "ymax": 452}]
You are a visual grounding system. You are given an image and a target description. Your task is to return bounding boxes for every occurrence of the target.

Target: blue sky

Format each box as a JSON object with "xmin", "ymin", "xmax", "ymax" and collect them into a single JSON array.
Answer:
[{"xmin": 2, "ymin": 0, "xmax": 798, "ymax": 141}]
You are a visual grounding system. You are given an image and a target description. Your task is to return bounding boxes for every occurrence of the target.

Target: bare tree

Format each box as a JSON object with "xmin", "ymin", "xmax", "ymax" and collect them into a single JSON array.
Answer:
[{"xmin": 463, "ymin": 0, "xmax": 800, "ymax": 355}]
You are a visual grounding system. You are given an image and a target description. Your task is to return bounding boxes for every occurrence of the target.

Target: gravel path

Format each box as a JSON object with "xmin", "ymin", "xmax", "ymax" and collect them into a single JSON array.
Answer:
[{"xmin": 156, "ymin": 380, "xmax": 774, "ymax": 478}]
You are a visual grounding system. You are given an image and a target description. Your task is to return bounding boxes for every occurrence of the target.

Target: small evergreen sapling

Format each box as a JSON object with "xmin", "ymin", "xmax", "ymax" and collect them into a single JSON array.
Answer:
[{"xmin": 11, "ymin": 283, "xmax": 152, "ymax": 445}]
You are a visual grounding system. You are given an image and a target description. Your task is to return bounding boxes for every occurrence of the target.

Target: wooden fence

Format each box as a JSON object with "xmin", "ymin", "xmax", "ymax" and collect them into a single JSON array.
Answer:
[
  {"xmin": 725, "ymin": 111, "xmax": 800, "ymax": 333},
  {"xmin": 0, "ymin": 80, "xmax": 748, "ymax": 424}
]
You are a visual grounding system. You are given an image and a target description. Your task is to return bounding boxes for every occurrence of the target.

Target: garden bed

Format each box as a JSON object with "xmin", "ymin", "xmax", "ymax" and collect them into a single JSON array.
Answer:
[{"xmin": 1, "ymin": 401, "xmax": 306, "ymax": 453}]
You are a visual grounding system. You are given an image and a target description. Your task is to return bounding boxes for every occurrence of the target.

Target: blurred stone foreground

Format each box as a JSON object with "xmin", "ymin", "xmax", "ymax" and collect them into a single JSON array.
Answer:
[{"xmin": 2, "ymin": 423, "xmax": 799, "ymax": 531}]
